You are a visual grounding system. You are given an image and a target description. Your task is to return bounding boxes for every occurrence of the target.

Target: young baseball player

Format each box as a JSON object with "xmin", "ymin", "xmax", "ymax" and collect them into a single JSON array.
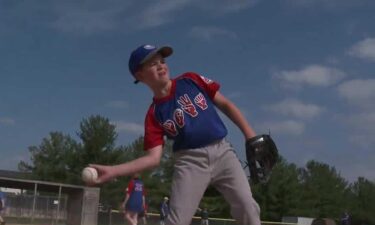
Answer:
[
  {"xmin": 90, "ymin": 44, "xmax": 261, "ymax": 225},
  {"xmin": 122, "ymin": 173, "xmax": 146, "ymax": 225}
]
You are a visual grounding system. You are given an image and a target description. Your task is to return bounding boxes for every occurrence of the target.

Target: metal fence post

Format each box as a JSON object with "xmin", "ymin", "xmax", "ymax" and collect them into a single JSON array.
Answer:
[
  {"xmin": 55, "ymin": 186, "xmax": 62, "ymax": 225},
  {"xmin": 31, "ymin": 183, "xmax": 38, "ymax": 223}
]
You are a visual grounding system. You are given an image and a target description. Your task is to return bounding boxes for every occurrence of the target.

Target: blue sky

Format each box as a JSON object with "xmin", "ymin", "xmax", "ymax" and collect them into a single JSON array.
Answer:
[{"xmin": 1, "ymin": 0, "xmax": 374, "ymax": 182}]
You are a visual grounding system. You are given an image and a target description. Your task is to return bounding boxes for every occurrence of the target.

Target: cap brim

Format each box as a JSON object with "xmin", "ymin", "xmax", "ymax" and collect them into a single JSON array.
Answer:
[
  {"xmin": 157, "ymin": 46, "xmax": 173, "ymax": 58},
  {"xmin": 140, "ymin": 46, "xmax": 173, "ymax": 65}
]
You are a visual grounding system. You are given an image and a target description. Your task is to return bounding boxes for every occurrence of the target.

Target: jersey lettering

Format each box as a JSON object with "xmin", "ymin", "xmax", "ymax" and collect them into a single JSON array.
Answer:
[
  {"xmin": 174, "ymin": 108, "xmax": 185, "ymax": 128},
  {"xmin": 194, "ymin": 93, "xmax": 208, "ymax": 110},
  {"xmin": 163, "ymin": 119, "xmax": 178, "ymax": 136},
  {"xmin": 200, "ymin": 75, "xmax": 213, "ymax": 84},
  {"xmin": 134, "ymin": 183, "xmax": 143, "ymax": 192},
  {"xmin": 177, "ymin": 94, "xmax": 198, "ymax": 117}
]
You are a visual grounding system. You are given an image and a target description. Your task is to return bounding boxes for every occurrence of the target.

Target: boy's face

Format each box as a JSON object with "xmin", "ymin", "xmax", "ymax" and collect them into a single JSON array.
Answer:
[{"xmin": 135, "ymin": 53, "xmax": 170, "ymax": 86}]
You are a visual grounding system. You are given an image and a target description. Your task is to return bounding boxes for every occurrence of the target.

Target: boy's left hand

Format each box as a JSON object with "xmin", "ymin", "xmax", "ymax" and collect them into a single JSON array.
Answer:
[{"xmin": 245, "ymin": 134, "xmax": 279, "ymax": 184}]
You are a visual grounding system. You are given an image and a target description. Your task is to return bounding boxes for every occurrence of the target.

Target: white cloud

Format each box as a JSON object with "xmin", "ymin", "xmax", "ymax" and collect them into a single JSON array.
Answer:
[
  {"xmin": 330, "ymin": 145, "xmax": 375, "ymax": 182},
  {"xmin": 195, "ymin": 0, "xmax": 258, "ymax": 13},
  {"xmin": 52, "ymin": 8, "xmax": 120, "ymax": 35},
  {"xmin": 0, "ymin": 117, "xmax": 15, "ymax": 125},
  {"xmin": 112, "ymin": 121, "xmax": 143, "ymax": 135},
  {"xmin": 26, "ymin": 0, "xmax": 130, "ymax": 35},
  {"xmin": 348, "ymin": 38, "xmax": 375, "ymax": 62},
  {"xmin": 189, "ymin": 26, "xmax": 237, "ymax": 41},
  {"xmin": 337, "ymin": 111, "xmax": 375, "ymax": 149},
  {"xmin": 337, "ymin": 79, "xmax": 375, "ymax": 109},
  {"xmin": 331, "ymin": 155, "xmax": 375, "ymax": 182},
  {"xmin": 259, "ymin": 120, "xmax": 305, "ymax": 136},
  {"xmin": 346, "ymin": 112, "xmax": 375, "ymax": 133},
  {"xmin": 106, "ymin": 100, "xmax": 129, "ymax": 109},
  {"xmin": 1, "ymin": 0, "xmax": 258, "ymax": 35},
  {"xmin": 348, "ymin": 134, "xmax": 375, "ymax": 149},
  {"xmin": 274, "ymin": 65, "xmax": 346, "ymax": 89},
  {"xmin": 347, "ymin": 162, "xmax": 375, "ymax": 181},
  {"xmin": 227, "ymin": 91, "xmax": 243, "ymax": 99},
  {"xmin": 284, "ymin": 0, "xmax": 369, "ymax": 8},
  {"xmin": 136, "ymin": 0, "xmax": 258, "ymax": 29},
  {"xmin": 133, "ymin": 0, "xmax": 191, "ymax": 29},
  {"xmin": 286, "ymin": 0, "xmax": 325, "ymax": 6},
  {"xmin": 263, "ymin": 98, "xmax": 324, "ymax": 120}
]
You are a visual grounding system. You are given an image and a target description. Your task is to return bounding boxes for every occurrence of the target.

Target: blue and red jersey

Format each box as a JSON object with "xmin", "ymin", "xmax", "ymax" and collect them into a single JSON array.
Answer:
[
  {"xmin": 144, "ymin": 72, "xmax": 228, "ymax": 151},
  {"xmin": 125, "ymin": 178, "xmax": 145, "ymax": 213}
]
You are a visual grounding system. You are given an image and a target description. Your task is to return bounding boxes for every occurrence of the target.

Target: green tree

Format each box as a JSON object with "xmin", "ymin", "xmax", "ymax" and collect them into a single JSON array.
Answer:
[
  {"xmin": 18, "ymin": 115, "xmax": 131, "ymax": 207},
  {"xmin": 348, "ymin": 177, "xmax": 375, "ymax": 225},
  {"xmin": 199, "ymin": 187, "xmax": 229, "ymax": 217},
  {"xmin": 18, "ymin": 132, "xmax": 80, "ymax": 183},
  {"xmin": 21, "ymin": 114, "xmax": 375, "ymax": 222},
  {"xmin": 76, "ymin": 115, "xmax": 131, "ymax": 208},
  {"xmin": 77, "ymin": 115, "xmax": 119, "ymax": 165},
  {"xmin": 298, "ymin": 160, "xmax": 348, "ymax": 218},
  {"xmin": 252, "ymin": 157, "xmax": 301, "ymax": 221}
]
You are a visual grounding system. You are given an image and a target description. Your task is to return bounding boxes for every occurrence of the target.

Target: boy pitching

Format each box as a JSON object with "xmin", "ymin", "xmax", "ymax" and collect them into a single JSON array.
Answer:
[{"xmin": 90, "ymin": 44, "xmax": 261, "ymax": 225}]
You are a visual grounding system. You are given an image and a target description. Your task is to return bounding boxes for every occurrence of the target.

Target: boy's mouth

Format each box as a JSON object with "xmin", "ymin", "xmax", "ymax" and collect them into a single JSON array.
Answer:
[{"xmin": 159, "ymin": 71, "xmax": 167, "ymax": 77}]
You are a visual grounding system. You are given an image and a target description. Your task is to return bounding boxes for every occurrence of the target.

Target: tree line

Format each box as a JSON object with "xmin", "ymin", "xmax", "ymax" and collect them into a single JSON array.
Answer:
[{"xmin": 18, "ymin": 115, "xmax": 375, "ymax": 225}]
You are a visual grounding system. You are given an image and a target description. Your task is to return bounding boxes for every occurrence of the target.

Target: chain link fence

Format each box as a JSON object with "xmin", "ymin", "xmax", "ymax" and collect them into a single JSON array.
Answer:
[
  {"xmin": 3, "ymin": 192, "xmax": 68, "ymax": 224},
  {"xmin": 3, "ymin": 193, "xmax": 295, "ymax": 225},
  {"xmin": 98, "ymin": 210, "xmax": 294, "ymax": 225}
]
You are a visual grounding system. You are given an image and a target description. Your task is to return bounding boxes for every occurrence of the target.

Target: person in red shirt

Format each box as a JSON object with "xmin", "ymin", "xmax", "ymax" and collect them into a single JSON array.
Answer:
[
  {"xmin": 90, "ymin": 44, "xmax": 260, "ymax": 225},
  {"xmin": 122, "ymin": 173, "xmax": 146, "ymax": 225}
]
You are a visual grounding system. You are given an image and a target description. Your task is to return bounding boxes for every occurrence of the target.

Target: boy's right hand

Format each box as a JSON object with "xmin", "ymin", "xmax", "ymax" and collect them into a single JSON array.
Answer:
[{"xmin": 89, "ymin": 164, "xmax": 117, "ymax": 184}]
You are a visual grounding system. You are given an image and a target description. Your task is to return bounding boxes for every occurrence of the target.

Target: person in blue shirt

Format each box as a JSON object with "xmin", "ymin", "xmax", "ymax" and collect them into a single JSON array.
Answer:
[
  {"xmin": 122, "ymin": 174, "xmax": 146, "ymax": 225},
  {"xmin": 340, "ymin": 211, "xmax": 351, "ymax": 225},
  {"xmin": 198, "ymin": 207, "xmax": 209, "ymax": 225},
  {"xmin": 90, "ymin": 44, "xmax": 261, "ymax": 225},
  {"xmin": 0, "ymin": 190, "xmax": 5, "ymax": 225},
  {"xmin": 160, "ymin": 196, "xmax": 170, "ymax": 225}
]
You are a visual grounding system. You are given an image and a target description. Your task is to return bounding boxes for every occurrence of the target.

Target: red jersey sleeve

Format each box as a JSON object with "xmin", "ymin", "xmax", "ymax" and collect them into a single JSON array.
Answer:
[
  {"xmin": 127, "ymin": 180, "xmax": 134, "ymax": 195},
  {"xmin": 180, "ymin": 72, "xmax": 221, "ymax": 100},
  {"xmin": 144, "ymin": 104, "xmax": 164, "ymax": 151}
]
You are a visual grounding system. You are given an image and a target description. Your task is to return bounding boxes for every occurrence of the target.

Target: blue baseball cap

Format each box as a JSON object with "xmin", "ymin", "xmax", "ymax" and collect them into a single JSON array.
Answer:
[{"xmin": 128, "ymin": 44, "xmax": 173, "ymax": 84}]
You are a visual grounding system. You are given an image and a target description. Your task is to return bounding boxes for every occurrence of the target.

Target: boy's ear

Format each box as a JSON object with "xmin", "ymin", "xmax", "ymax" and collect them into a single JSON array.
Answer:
[{"xmin": 134, "ymin": 70, "xmax": 142, "ymax": 81}]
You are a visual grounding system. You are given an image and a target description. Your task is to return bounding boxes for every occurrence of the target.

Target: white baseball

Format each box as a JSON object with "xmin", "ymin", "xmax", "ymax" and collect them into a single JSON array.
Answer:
[{"xmin": 82, "ymin": 167, "xmax": 98, "ymax": 183}]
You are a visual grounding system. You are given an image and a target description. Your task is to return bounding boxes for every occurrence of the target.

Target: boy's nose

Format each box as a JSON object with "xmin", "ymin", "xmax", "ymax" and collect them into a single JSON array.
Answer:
[{"xmin": 156, "ymin": 62, "xmax": 163, "ymax": 69}]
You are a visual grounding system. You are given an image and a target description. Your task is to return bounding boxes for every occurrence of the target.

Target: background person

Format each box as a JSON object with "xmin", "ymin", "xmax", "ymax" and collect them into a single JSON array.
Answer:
[
  {"xmin": 198, "ymin": 207, "xmax": 209, "ymax": 225},
  {"xmin": 341, "ymin": 211, "xmax": 351, "ymax": 225},
  {"xmin": 0, "ymin": 190, "xmax": 5, "ymax": 225},
  {"xmin": 122, "ymin": 174, "xmax": 146, "ymax": 225},
  {"xmin": 160, "ymin": 196, "xmax": 170, "ymax": 225}
]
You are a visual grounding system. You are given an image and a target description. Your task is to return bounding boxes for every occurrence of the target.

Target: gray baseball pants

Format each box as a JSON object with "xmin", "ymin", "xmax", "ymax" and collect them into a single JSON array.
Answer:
[{"xmin": 166, "ymin": 138, "xmax": 260, "ymax": 225}]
